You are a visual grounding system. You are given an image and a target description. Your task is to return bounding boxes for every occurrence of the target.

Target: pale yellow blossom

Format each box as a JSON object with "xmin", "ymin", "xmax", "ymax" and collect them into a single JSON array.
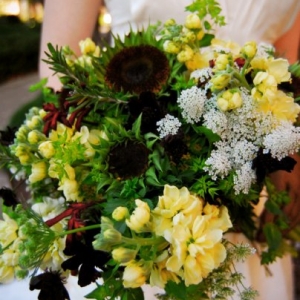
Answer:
[
  {"xmin": 38, "ymin": 141, "xmax": 55, "ymax": 158},
  {"xmin": 0, "ymin": 213, "xmax": 18, "ymax": 248},
  {"xmin": 177, "ymin": 45, "xmax": 194, "ymax": 62},
  {"xmin": 185, "ymin": 14, "xmax": 202, "ymax": 29},
  {"xmin": 241, "ymin": 41, "xmax": 257, "ymax": 58},
  {"xmin": 126, "ymin": 200, "xmax": 151, "ymax": 233},
  {"xmin": 112, "ymin": 247, "xmax": 137, "ymax": 265},
  {"xmin": 29, "ymin": 161, "xmax": 47, "ymax": 183},
  {"xmin": 122, "ymin": 260, "xmax": 151, "ymax": 288},
  {"xmin": 112, "ymin": 206, "xmax": 129, "ymax": 221}
]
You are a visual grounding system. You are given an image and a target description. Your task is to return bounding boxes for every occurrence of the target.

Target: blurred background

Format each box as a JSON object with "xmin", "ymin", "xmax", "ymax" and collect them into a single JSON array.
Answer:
[{"xmin": 0, "ymin": 1, "xmax": 300, "ymax": 298}]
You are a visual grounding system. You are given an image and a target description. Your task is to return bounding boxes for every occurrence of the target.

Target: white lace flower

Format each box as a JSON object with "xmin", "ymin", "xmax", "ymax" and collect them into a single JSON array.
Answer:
[
  {"xmin": 263, "ymin": 121, "xmax": 300, "ymax": 160},
  {"xmin": 178, "ymin": 86, "xmax": 208, "ymax": 124},
  {"xmin": 156, "ymin": 114, "xmax": 182, "ymax": 138}
]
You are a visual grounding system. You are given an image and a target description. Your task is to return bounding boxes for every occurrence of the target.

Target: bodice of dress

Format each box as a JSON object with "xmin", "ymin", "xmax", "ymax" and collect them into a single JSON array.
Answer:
[{"xmin": 104, "ymin": 0, "xmax": 300, "ymax": 45}]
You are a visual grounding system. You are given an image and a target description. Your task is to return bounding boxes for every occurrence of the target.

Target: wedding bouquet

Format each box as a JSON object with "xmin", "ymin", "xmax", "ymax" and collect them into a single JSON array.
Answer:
[{"xmin": 1, "ymin": 1, "xmax": 300, "ymax": 299}]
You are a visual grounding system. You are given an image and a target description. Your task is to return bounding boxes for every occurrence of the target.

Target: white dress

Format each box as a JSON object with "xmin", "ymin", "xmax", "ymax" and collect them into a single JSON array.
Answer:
[{"xmin": 1, "ymin": 1, "xmax": 299, "ymax": 299}]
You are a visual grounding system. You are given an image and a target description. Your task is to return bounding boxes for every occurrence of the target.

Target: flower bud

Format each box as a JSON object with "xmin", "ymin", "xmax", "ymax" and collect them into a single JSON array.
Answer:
[
  {"xmin": 163, "ymin": 40, "xmax": 181, "ymax": 54},
  {"xmin": 210, "ymin": 74, "xmax": 231, "ymax": 91},
  {"xmin": 28, "ymin": 130, "xmax": 45, "ymax": 144},
  {"xmin": 215, "ymin": 54, "xmax": 231, "ymax": 70},
  {"xmin": 177, "ymin": 45, "xmax": 194, "ymax": 62},
  {"xmin": 112, "ymin": 247, "xmax": 137, "ymax": 264},
  {"xmin": 103, "ymin": 228, "xmax": 122, "ymax": 243},
  {"xmin": 112, "ymin": 206, "xmax": 129, "ymax": 221},
  {"xmin": 38, "ymin": 141, "xmax": 55, "ymax": 158},
  {"xmin": 164, "ymin": 18, "xmax": 176, "ymax": 27},
  {"xmin": 241, "ymin": 41, "xmax": 257, "ymax": 59},
  {"xmin": 122, "ymin": 261, "xmax": 150, "ymax": 288},
  {"xmin": 79, "ymin": 37, "xmax": 97, "ymax": 55},
  {"xmin": 26, "ymin": 116, "xmax": 41, "ymax": 129},
  {"xmin": 185, "ymin": 14, "xmax": 201, "ymax": 29},
  {"xmin": 126, "ymin": 200, "xmax": 151, "ymax": 233}
]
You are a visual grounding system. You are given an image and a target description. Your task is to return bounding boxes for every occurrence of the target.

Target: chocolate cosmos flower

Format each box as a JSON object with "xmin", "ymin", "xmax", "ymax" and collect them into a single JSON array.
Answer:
[
  {"xmin": 29, "ymin": 269, "xmax": 70, "ymax": 300},
  {"xmin": 108, "ymin": 140, "xmax": 149, "ymax": 179}
]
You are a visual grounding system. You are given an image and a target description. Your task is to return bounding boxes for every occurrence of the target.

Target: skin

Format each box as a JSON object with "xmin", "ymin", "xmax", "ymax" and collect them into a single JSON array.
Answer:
[{"xmin": 39, "ymin": 1, "xmax": 300, "ymax": 233}]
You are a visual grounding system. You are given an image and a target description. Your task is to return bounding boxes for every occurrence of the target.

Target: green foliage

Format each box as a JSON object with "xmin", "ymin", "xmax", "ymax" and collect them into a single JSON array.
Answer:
[{"xmin": 185, "ymin": 0, "xmax": 226, "ymax": 26}]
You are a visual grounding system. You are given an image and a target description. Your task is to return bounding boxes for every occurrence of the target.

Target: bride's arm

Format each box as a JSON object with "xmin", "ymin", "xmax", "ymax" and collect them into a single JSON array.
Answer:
[
  {"xmin": 39, "ymin": 0, "xmax": 102, "ymax": 90},
  {"xmin": 274, "ymin": 11, "xmax": 300, "ymax": 63}
]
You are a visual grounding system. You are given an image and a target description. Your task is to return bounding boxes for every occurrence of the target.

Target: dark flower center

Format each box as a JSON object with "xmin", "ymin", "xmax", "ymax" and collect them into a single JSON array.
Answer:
[
  {"xmin": 105, "ymin": 45, "xmax": 170, "ymax": 94},
  {"xmin": 122, "ymin": 57, "xmax": 153, "ymax": 84},
  {"xmin": 108, "ymin": 140, "xmax": 149, "ymax": 179}
]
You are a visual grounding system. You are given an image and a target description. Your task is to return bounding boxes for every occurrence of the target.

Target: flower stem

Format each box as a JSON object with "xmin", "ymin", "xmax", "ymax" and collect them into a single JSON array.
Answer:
[
  {"xmin": 121, "ymin": 235, "xmax": 166, "ymax": 247},
  {"xmin": 232, "ymin": 71, "xmax": 251, "ymax": 90},
  {"xmin": 56, "ymin": 224, "xmax": 101, "ymax": 237}
]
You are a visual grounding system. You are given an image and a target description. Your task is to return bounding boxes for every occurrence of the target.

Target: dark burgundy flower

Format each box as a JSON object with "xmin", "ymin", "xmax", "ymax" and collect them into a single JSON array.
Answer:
[
  {"xmin": 108, "ymin": 140, "xmax": 149, "ymax": 179},
  {"xmin": 162, "ymin": 130, "xmax": 188, "ymax": 164},
  {"xmin": 0, "ymin": 187, "xmax": 19, "ymax": 208},
  {"xmin": 29, "ymin": 269, "xmax": 70, "ymax": 300},
  {"xmin": 61, "ymin": 242, "xmax": 109, "ymax": 287},
  {"xmin": 0, "ymin": 127, "xmax": 17, "ymax": 146},
  {"xmin": 252, "ymin": 149, "xmax": 296, "ymax": 184},
  {"xmin": 127, "ymin": 92, "xmax": 164, "ymax": 134}
]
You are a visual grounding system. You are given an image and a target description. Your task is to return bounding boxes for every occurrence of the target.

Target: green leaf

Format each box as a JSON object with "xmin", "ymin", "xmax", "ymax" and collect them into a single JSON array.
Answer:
[
  {"xmin": 263, "ymin": 223, "xmax": 282, "ymax": 251},
  {"xmin": 165, "ymin": 281, "xmax": 187, "ymax": 300}
]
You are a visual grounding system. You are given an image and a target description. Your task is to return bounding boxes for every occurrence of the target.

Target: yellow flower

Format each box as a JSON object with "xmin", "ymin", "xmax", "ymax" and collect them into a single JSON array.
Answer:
[
  {"xmin": 122, "ymin": 260, "xmax": 151, "ymax": 288},
  {"xmin": 255, "ymin": 89, "xmax": 300, "ymax": 122},
  {"xmin": 0, "ymin": 213, "xmax": 18, "ymax": 248},
  {"xmin": 79, "ymin": 37, "xmax": 97, "ymax": 55},
  {"xmin": 217, "ymin": 89, "xmax": 243, "ymax": 111},
  {"xmin": 126, "ymin": 200, "xmax": 151, "ymax": 233},
  {"xmin": 266, "ymin": 58, "xmax": 290, "ymax": 83},
  {"xmin": 112, "ymin": 247, "xmax": 137, "ymax": 265},
  {"xmin": 163, "ymin": 40, "xmax": 181, "ymax": 54},
  {"xmin": 185, "ymin": 14, "xmax": 202, "ymax": 29},
  {"xmin": 57, "ymin": 164, "xmax": 82, "ymax": 201},
  {"xmin": 150, "ymin": 250, "xmax": 180, "ymax": 288},
  {"xmin": 38, "ymin": 141, "xmax": 55, "ymax": 158},
  {"xmin": 153, "ymin": 185, "xmax": 203, "ymax": 222},
  {"xmin": 210, "ymin": 74, "xmax": 231, "ymax": 91},
  {"xmin": 215, "ymin": 53, "xmax": 231, "ymax": 71},
  {"xmin": 250, "ymin": 57, "xmax": 268, "ymax": 70},
  {"xmin": 211, "ymin": 38, "xmax": 241, "ymax": 57},
  {"xmin": 112, "ymin": 206, "xmax": 129, "ymax": 221},
  {"xmin": 241, "ymin": 41, "xmax": 257, "ymax": 59},
  {"xmin": 177, "ymin": 45, "xmax": 194, "ymax": 63},
  {"xmin": 29, "ymin": 161, "xmax": 47, "ymax": 183},
  {"xmin": 252, "ymin": 71, "xmax": 277, "ymax": 96},
  {"xmin": 185, "ymin": 52, "xmax": 210, "ymax": 71},
  {"xmin": 166, "ymin": 213, "xmax": 228, "ymax": 286}
]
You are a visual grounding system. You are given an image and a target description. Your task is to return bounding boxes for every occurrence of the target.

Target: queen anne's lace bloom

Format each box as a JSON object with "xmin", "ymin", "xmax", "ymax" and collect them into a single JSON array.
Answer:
[
  {"xmin": 156, "ymin": 114, "xmax": 182, "ymax": 138},
  {"xmin": 177, "ymin": 86, "xmax": 207, "ymax": 124}
]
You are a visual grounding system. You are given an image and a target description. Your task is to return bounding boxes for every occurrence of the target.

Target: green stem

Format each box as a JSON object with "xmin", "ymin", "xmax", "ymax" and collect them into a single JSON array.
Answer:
[
  {"xmin": 56, "ymin": 224, "xmax": 101, "ymax": 237},
  {"xmin": 121, "ymin": 235, "xmax": 166, "ymax": 247},
  {"xmin": 232, "ymin": 71, "xmax": 251, "ymax": 91}
]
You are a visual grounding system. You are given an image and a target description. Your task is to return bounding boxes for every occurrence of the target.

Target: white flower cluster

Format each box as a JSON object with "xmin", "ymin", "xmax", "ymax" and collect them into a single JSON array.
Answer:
[
  {"xmin": 177, "ymin": 85, "xmax": 208, "ymax": 124},
  {"xmin": 263, "ymin": 122, "xmax": 300, "ymax": 160},
  {"xmin": 178, "ymin": 84, "xmax": 300, "ymax": 194},
  {"xmin": 156, "ymin": 114, "xmax": 182, "ymax": 138}
]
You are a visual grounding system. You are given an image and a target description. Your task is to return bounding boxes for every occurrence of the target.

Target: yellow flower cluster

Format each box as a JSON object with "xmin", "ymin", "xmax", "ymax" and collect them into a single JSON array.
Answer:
[
  {"xmin": 251, "ymin": 57, "xmax": 300, "ymax": 122},
  {"xmin": 0, "ymin": 214, "xmax": 20, "ymax": 283},
  {"xmin": 63, "ymin": 37, "xmax": 101, "ymax": 67},
  {"xmin": 98, "ymin": 185, "xmax": 232, "ymax": 289},
  {"xmin": 152, "ymin": 185, "xmax": 232, "ymax": 286},
  {"xmin": 163, "ymin": 14, "xmax": 209, "ymax": 70}
]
